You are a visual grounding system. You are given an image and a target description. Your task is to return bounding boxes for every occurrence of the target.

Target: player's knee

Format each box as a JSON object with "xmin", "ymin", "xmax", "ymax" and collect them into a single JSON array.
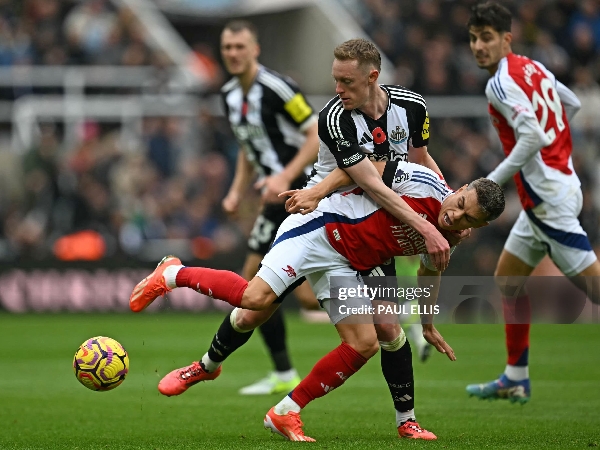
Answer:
[
  {"xmin": 349, "ymin": 337, "xmax": 379, "ymax": 359},
  {"xmin": 374, "ymin": 322, "xmax": 400, "ymax": 342},
  {"xmin": 240, "ymin": 291, "xmax": 269, "ymax": 310},
  {"xmin": 232, "ymin": 308, "xmax": 266, "ymax": 331}
]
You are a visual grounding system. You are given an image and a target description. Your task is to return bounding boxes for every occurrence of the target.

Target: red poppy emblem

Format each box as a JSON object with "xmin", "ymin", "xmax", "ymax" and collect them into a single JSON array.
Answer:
[{"xmin": 372, "ymin": 127, "xmax": 386, "ymax": 144}]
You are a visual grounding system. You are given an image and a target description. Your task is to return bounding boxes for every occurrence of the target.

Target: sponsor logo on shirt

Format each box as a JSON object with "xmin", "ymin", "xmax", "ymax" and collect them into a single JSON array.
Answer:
[
  {"xmin": 232, "ymin": 123, "xmax": 265, "ymax": 140},
  {"xmin": 342, "ymin": 153, "xmax": 363, "ymax": 166},
  {"xmin": 421, "ymin": 113, "xmax": 430, "ymax": 140}
]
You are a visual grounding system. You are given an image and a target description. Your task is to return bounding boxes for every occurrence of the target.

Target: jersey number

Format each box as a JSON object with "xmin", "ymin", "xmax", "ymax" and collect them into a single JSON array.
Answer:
[
  {"xmin": 531, "ymin": 78, "xmax": 565, "ymax": 144},
  {"xmin": 249, "ymin": 215, "xmax": 276, "ymax": 249}
]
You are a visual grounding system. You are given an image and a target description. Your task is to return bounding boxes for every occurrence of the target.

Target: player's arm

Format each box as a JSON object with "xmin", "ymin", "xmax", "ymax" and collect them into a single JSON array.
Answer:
[
  {"xmin": 485, "ymin": 79, "xmax": 548, "ymax": 186},
  {"xmin": 223, "ymin": 147, "xmax": 255, "ymax": 216},
  {"xmin": 416, "ymin": 260, "xmax": 455, "ymax": 361},
  {"xmin": 321, "ymin": 108, "xmax": 449, "ymax": 270},
  {"xmin": 282, "ymin": 161, "xmax": 387, "ymax": 214},
  {"xmin": 408, "ymin": 146, "xmax": 443, "ymax": 176},
  {"xmin": 280, "ymin": 120, "xmax": 319, "ymax": 184},
  {"xmin": 407, "ymin": 104, "xmax": 443, "ymax": 176},
  {"xmin": 256, "ymin": 84, "xmax": 318, "ymax": 203},
  {"xmin": 345, "ymin": 159, "xmax": 450, "ymax": 271},
  {"xmin": 556, "ymin": 80, "xmax": 581, "ymax": 122}
]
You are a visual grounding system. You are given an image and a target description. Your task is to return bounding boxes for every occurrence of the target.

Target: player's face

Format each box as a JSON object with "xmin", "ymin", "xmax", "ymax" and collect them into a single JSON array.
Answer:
[
  {"xmin": 220, "ymin": 29, "xmax": 259, "ymax": 76},
  {"xmin": 332, "ymin": 59, "xmax": 376, "ymax": 110},
  {"xmin": 469, "ymin": 26, "xmax": 511, "ymax": 72},
  {"xmin": 438, "ymin": 185, "xmax": 489, "ymax": 231}
]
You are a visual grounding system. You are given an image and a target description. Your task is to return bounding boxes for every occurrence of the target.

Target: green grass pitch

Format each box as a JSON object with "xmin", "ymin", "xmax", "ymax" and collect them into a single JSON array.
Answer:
[{"xmin": 0, "ymin": 313, "xmax": 599, "ymax": 449}]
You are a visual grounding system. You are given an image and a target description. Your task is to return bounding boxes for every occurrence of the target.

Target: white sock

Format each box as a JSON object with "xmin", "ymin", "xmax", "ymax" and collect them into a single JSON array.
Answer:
[
  {"xmin": 275, "ymin": 368, "xmax": 299, "ymax": 383},
  {"xmin": 396, "ymin": 409, "xmax": 416, "ymax": 427},
  {"xmin": 201, "ymin": 352, "xmax": 221, "ymax": 373},
  {"xmin": 274, "ymin": 395, "xmax": 301, "ymax": 415},
  {"xmin": 505, "ymin": 364, "xmax": 529, "ymax": 381},
  {"xmin": 163, "ymin": 265, "xmax": 184, "ymax": 289}
]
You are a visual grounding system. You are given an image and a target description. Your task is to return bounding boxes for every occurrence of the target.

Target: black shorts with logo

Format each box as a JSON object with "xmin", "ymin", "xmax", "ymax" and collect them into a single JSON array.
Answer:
[
  {"xmin": 247, "ymin": 175, "xmax": 307, "ymax": 256},
  {"xmin": 359, "ymin": 258, "xmax": 399, "ymax": 303}
]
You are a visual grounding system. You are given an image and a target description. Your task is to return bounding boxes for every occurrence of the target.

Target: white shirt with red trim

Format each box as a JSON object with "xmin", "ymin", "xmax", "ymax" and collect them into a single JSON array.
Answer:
[
  {"xmin": 486, "ymin": 53, "xmax": 581, "ymax": 209},
  {"xmin": 317, "ymin": 162, "xmax": 452, "ymax": 271}
]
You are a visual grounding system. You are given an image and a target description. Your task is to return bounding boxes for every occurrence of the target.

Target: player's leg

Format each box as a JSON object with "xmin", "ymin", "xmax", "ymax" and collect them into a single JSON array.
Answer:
[
  {"xmin": 570, "ymin": 260, "xmax": 600, "ymax": 304},
  {"xmin": 467, "ymin": 211, "xmax": 541, "ymax": 402},
  {"xmin": 158, "ymin": 305, "xmax": 279, "ymax": 396},
  {"xmin": 129, "ymin": 255, "xmax": 277, "ymax": 312},
  {"xmin": 395, "ymin": 256, "xmax": 432, "ymax": 362},
  {"xmin": 265, "ymin": 311, "xmax": 375, "ymax": 442},
  {"xmin": 156, "ymin": 265, "xmax": 309, "ymax": 397},
  {"xmin": 368, "ymin": 260, "xmax": 436, "ymax": 439},
  {"xmin": 540, "ymin": 189, "xmax": 600, "ymax": 303},
  {"xmin": 241, "ymin": 205, "xmax": 315, "ymax": 395}
]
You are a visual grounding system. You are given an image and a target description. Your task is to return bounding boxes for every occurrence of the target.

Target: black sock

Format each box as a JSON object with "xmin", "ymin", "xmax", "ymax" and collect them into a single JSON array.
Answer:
[
  {"xmin": 381, "ymin": 340, "xmax": 415, "ymax": 414},
  {"xmin": 258, "ymin": 307, "xmax": 292, "ymax": 372},
  {"xmin": 205, "ymin": 311, "xmax": 254, "ymax": 365}
]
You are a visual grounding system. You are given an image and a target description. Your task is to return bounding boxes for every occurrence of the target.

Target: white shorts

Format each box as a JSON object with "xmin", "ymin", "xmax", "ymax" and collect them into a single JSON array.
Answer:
[
  {"xmin": 504, "ymin": 190, "xmax": 597, "ymax": 276},
  {"xmin": 256, "ymin": 211, "xmax": 371, "ymax": 324}
]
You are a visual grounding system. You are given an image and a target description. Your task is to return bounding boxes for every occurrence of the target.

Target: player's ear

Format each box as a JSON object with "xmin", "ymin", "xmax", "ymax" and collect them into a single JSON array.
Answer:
[
  {"xmin": 254, "ymin": 43, "xmax": 261, "ymax": 58},
  {"xmin": 503, "ymin": 31, "xmax": 512, "ymax": 47},
  {"xmin": 368, "ymin": 69, "xmax": 379, "ymax": 85}
]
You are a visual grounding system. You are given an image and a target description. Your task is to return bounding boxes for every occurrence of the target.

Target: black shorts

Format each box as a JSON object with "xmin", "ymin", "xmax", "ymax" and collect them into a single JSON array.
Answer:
[
  {"xmin": 359, "ymin": 258, "xmax": 399, "ymax": 302},
  {"xmin": 247, "ymin": 202, "xmax": 289, "ymax": 256},
  {"xmin": 247, "ymin": 174, "xmax": 307, "ymax": 256}
]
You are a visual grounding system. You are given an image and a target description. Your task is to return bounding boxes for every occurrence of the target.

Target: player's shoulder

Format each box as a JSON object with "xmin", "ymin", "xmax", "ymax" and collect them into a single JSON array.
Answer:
[
  {"xmin": 318, "ymin": 96, "xmax": 353, "ymax": 125},
  {"xmin": 486, "ymin": 56, "xmax": 520, "ymax": 101},
  {"xmin": 400, "ymin": 162, "xmax": 452, "ymax": 198},
  {"xmin": 256, "ymin": 65, "xmax": 299, "ymax": 101},
  {"xmin": 221, "ymin": 76, "xmax": 240, "ymax": 94},
  {"xmin": 384, "ymin": 85, "xmax": 426, "ymax": 110}
]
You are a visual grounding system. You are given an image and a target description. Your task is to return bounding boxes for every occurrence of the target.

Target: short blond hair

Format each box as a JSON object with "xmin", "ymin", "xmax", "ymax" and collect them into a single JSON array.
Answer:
[{"xmin": 334, "ymin": 38, "xmax": 381, "ymax": 72}]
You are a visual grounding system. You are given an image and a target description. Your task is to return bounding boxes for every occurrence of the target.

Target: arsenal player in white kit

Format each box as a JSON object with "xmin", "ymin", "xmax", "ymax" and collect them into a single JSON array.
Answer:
[{"xmin": 465, "ymin": 1, "xmax": 600, "ymax": 404}]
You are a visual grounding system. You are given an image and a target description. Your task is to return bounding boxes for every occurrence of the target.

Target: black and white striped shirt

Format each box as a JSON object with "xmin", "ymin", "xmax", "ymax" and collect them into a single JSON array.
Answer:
[
  {"xmin": 306, "ymin": 85, "xmax": 430, "ymax": 187},
  {"xmin": 221, "ymin": 65, "xmax": 317, "ymax": 178}
]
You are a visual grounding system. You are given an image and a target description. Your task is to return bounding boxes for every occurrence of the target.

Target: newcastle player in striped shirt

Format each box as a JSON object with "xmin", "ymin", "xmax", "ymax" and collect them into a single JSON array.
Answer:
[{"xmin": 219, "ymin": 20, "xmax": 320, "ymax": 396}]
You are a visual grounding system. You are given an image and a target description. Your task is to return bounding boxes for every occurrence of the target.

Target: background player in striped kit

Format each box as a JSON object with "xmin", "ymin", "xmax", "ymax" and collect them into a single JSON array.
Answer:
[
  {"xmin": 465, "ymin": 1, "xmax": 600, "ymax": 404},
  {"xmin": 219, "ymin": 20, "xmax": 320, "ymax": 395}
]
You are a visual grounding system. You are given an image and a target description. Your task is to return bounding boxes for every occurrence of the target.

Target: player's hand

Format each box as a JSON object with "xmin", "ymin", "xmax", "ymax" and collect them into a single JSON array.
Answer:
[
  {"xmin": 222, "ymin": 191, "xmax": 241, "ymax": 217},
  {"xmin": 422, "ymin": 323, "xmax": 455, "ymax": 361},
  {"xmin": 255, "ymin": 174, "xmax": 290, "ymax": 204},
  {"xmin": 444, "ymin": 228, "xmax": 471, "ymax": 246},
  {"xmin": 280, "ymin": 188, "xmax": 321, "ymax": 214},
  {"xmin": 422, "ymin": 223, "xmax": 451, "ymax": 272}
]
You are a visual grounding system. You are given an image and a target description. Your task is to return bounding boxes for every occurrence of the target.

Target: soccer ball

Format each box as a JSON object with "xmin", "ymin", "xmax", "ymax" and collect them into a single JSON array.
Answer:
[{"xmin": 73, "ymin": 336, "xmax": 129, "ymax": 391}]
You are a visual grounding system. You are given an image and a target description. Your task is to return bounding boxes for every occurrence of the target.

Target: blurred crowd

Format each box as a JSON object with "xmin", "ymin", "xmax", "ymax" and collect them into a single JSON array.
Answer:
[
  {"xmin": 0, "ymin": 0, "xmax": 157, "ymax": 68},
  {"xmin": 0, "ymin": 0, "xmax": 598, "ymax": 274}
]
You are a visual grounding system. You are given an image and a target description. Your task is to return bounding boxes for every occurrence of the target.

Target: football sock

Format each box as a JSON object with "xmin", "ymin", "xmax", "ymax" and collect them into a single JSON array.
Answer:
[
  {"xmin": 502, "ymin": 295, "xmax": 531, "ymax": 379},
  {"xmin": 202, "ymin": 310, "xmax": 255, "ymax": 372},
  {"xmin": 396, "ymin": 409, "xmax": 416, "ymax": 426},
  {"xmin": 175, "ymin": 267, "xmax": 248, "ymax": 307},
  {"xmin": 380, "ymin": 330, "xmax": 415, "ymax": 418},
  {"xmin": 258, "ymin": 307, "xmax": 293, "ymax": 372},
  {"xmin": 274, "ymin": 395, "xmax": 301, "ymax": 415},
  {"xmin": 289, "ymin": 342, "xmax": 367, "ymax": 409}
]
